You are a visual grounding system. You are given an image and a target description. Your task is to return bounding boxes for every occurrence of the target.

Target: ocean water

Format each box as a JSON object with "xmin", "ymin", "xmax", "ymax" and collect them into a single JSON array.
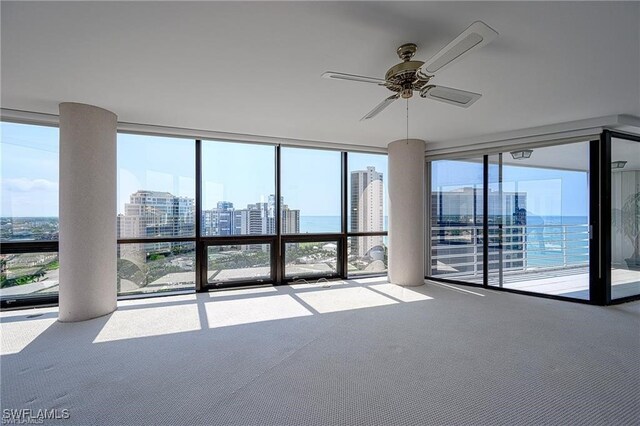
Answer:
[
  {"xmin": 300, "ymin": 216, "xmax": 389, "ymax": 234},
  {"xmin": 524, "ymin": 215, "xmax": 589, "ymax": 267}
]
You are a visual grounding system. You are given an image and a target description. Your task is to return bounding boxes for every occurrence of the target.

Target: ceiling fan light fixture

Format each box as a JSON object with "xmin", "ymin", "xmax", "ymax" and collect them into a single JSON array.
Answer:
[
  {"xmin": 611, "ymin": 160, "xmax": 627, "ymax": 169},
  {"xmin": 510, "ymin": 149, "xmax": 533, "ymax": 160}
]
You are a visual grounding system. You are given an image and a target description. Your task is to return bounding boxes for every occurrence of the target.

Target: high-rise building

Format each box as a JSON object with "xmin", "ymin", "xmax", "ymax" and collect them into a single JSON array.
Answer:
[
  {"xmin": 281, "ymin": 206, "xmax": 300, "ymax": 234},
  {"xmin": 119, "ymin": 190, "xmax": 194, "ymax": 239},
  {"xmin": 119, "ymin": 190, "xmax": 195, "ymax": 258},
  {"xmin": 265, "ymin": 195, "xmax": 299, "ymax": 234},
  {"xmin": 234, "ymin": 203, "xmax": 268, "ymax": 235},
  {"xmin": 350, "ymin": 166, "xmax": 384, "ymax": 257}
]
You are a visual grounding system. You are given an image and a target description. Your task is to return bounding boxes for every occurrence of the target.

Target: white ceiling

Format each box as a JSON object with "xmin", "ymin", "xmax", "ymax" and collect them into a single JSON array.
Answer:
[{"xmin": 2, "ymin": 2, "xmax": 639, "ymax": 149}]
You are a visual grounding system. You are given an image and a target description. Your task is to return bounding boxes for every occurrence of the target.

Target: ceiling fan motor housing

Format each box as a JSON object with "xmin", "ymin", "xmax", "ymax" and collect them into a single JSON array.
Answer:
[{"xmin": 384, "ymin": 44, "xmax": 431, "ymax": 98}]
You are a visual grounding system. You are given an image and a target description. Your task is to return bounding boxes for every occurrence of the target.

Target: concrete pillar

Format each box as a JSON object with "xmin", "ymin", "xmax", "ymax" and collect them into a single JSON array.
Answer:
[
  {"xmin": 388, "ymin": 139, "xmax": 426, "ymax": 286},
  {"xmin": 58, "ymin": 103, "xmax": 117, "ymax": 322}
]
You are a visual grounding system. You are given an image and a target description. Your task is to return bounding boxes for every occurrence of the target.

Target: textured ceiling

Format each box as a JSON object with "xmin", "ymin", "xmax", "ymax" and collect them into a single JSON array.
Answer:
[{"xmin": 1, "ymin": 2, "xmax": 639, "ymax": 149}]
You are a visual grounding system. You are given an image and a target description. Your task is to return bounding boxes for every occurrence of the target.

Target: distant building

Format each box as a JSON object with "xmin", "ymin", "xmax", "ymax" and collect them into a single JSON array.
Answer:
[
  {"xmin": 281, "ymin": 205, "xmax": 300, "ymax": 234},
  {"xmin": 202, "ymin": 194, "xmax": 300, "ymax": 238},
  {"xmin": 267, "ymin": 195, "xmax": 300, "ymax": 234},
  {"xmin": 350, "ymin": 166, "xmax": 384, "ymax": 257},
  {"xmin": 202, "ymin": 201, "xmax": 235, "ymax": 236}
]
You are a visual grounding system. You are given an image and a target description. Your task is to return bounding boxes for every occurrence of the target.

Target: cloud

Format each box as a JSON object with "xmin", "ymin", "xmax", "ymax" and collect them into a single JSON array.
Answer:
[{"xmin": 1, "ymin": 178, "xmax": 58, "ymax": 192}]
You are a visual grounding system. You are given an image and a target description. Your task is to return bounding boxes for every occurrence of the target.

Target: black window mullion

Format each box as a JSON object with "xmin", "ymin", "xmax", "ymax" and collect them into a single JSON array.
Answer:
[
  {"xmin": 195, "ymin": 139, "xmax": 205, "ymax": 292},
  {"xmin": 482, "ymin": 155, "xmax": 489, "ymax": 288},
  {"xmin": 340, "ymin": 151, "xmax": 348, "ymax": 277},
  {"xmin": 600, "ymin": 131, "xmax": 612, "ymax": 304},
  {"xmin": 275, "ymin": 145, "xmax": 283, "ymax": 284},
  {"xmin": 0, "ymin": 241, "xmax": 59, "ymax": 254}
]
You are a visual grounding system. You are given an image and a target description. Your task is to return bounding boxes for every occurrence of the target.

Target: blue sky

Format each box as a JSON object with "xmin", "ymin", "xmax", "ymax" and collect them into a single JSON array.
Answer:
[
  {"xmin": 5, "ymin": 121, "xmax": 587, "ymax": 219},
  {"xmin": 1, "ymin": 123, "xmax": 388, "ymax": 218},
  {"xmin": 1, "ymin": 122, "xmax": 59, "ymax": 217},
  {"xmin": 432, "ymin": 159, "xmax": 589, "ymax": 217}
]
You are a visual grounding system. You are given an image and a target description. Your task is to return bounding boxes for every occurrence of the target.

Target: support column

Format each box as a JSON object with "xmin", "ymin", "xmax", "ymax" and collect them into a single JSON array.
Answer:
[
  {"xmin": 388, "ymin": 139, "xmax": 426, "ymax": 286},
  {"xmin": 58, "ymin": 103, "xmax": 117, "ymax": 322}
]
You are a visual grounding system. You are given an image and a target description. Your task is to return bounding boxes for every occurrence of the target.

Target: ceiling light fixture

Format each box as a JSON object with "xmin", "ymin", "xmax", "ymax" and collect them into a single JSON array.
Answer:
[
  {"xmin": 510, "ymin": 149, "xmax": 533, "ymax": 160},
  {"xmin": 611, "ymin": 160, "xmax": 627, "ymax": 169}
]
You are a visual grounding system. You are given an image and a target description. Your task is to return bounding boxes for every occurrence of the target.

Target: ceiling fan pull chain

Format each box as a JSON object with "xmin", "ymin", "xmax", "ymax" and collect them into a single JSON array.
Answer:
[{"xmin": 406, "ymin": 98, "xmax": 409, "ymax": 142}]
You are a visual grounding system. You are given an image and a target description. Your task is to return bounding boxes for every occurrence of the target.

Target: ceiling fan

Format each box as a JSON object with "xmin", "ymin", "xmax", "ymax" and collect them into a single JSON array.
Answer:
[{"xmin": 322, "ymin": 21, "xmax": 498, "ymax": 120}]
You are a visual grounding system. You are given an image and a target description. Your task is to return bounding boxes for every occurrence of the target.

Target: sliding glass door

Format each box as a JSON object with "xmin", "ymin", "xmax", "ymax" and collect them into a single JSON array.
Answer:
[
  {"xmin": 428, "ymin": 141, "xmax": 592, "ymax": 302},
  {"xmin": 429, "ymin": 158, "xmax": 484, "ymax": 284},
  {"xmin": 487, "ymin": 142, "xmax": 591, "ymax": 299},
  {"xmin": 610, "ymin": 135, "xmax": 640, "ymax": 300}
]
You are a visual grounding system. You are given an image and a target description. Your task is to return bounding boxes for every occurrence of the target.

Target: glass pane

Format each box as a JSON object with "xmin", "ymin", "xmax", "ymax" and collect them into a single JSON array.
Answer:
[
  {"xmin": 348, "ymin": 153, "xmax": 388, "ymax": 232},
  {"xmin": 201, "ymin": 141, "xmax": 275, "ymax": 236},
  {"xmin": 429, "ymin": 158, "xmax": 484, "ymax": 284},
  {"xmin": 488, "ymin": 143, "xmax": 590, "ymax": 300},
  {"xmin": 281, "ymin": 148, "xmax": 341, "ymax": 234},
  {"xmin": 117, "ymin": 242, "xmax": 195, "ymax": 295},
  {"xmin": 611, "ymin": 137, "xmax": 640, "ymax": 299},
  {"xmin": 348, "ymin": 236, "xmax": 387, "ymax": 276},
  {"xmin": 117, "ymin": 134, "xmax": 195, "ymax": 239},
  {"xmin": 207, "ymin": 245, "xmax": 271, "ymax": 284},
  {"xmin": 1, "ymin": 122, "xmax": 59, "ymax": 242},
  {"xmin": 284, "ymin": 241, "xmax": 338, "ymax": 278},
  {"xmin": 0, "ymin": 252, "xmax": 59, "ymax": 298}
]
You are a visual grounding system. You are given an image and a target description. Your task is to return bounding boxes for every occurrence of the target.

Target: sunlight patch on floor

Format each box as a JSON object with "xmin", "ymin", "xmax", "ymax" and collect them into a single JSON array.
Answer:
[
  {"xmin": 368, "ymin": 283, "xmax": 433, "ymax": 302},
  {"xmin": 296, "ymin": 286, "xmax": 398, "ymax": 314},
  {"xmin": 93, "ymin": 304, "xmax": 201, "ymax": 343},
  {"xmin": 205, "ymin": 294, "xmax": 312, "ymax": 328},
  {"xmin": 1, "ymin": 316, "xmax": 57, "ymax": 355},
  {"xmin": 208, "ymin": 286, "xmax": 278, "ymax": 298}
]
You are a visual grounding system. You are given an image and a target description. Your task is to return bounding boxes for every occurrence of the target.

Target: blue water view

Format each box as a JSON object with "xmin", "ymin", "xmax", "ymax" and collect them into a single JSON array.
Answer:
[
  {"xmin": 524, "ymin": 215, "xmax": 589, "ymax": 268},
  {"xmin": 300, "ymin": 216, "xmax": 389, "ymax": 234}
]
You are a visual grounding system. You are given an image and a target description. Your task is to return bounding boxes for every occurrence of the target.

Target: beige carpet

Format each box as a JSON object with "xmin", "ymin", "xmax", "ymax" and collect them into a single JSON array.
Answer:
[{"xmin": 1, "ymin": 278, "xmax": 639, "ymax": 425}]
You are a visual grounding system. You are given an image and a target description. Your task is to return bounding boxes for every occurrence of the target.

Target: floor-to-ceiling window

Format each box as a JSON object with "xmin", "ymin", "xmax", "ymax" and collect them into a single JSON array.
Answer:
[
  {"xmin": 347, "ymin": 153, "xmax": 388, "ymax": 277},
  {"xmin": 117, "ymin": 134, "xmax": 196, "ymax": 296},
  {"xmin": 1, "ymin": 122, "xmax": 59, "ymax": 303},
  {"xmin": 610, "ymin": 135, "xmax": 640, "ymax": 300},
  {"xmin": 0, "ymin": 117, "xmax": 386, "ymax": 308},
  {"xmin": 200, "ymin": 140, "xmax": 276, "ymax": 286},
  {"xmin": 280, "ymin": 147, "xmax": 342, "ymax": 279}
]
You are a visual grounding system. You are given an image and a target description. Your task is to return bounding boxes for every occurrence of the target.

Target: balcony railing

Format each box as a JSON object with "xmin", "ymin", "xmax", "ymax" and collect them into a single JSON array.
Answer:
[{"xmin": 430, "ymin": 223, "xmax": 590, "ymax": 279}]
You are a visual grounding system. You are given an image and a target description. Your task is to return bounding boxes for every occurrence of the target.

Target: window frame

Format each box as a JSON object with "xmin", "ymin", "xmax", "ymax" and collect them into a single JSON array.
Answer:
[{"xmin": 0, "ymin": 119, "xmax": 389, "ymax": 309}]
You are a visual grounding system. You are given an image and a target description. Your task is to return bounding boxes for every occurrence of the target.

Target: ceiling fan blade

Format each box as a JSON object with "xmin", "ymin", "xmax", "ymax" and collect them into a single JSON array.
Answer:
[
  {"xmin": 361, "ymin": 93, "xmax": 400, "ymax": 120},
  {"xmin": 322, "ymin": 71, "xmax": 386, "ymax": 85},
  {"xmin": 420, "ymin": 85, "xmax": 482, "ymax": 108},
  {"xmin": 418, "ymin": 21, "xmax": 498, "ymax": 76}
]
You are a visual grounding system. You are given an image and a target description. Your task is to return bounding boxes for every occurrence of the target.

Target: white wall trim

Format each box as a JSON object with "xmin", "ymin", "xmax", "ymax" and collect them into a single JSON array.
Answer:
[
  {"xmin": 0, "ymin": 108, "xmax": 387, "ymax": 154},
  {"xmin": 425, "ymin": 114, "xmax": 640, "ymax": 159}
]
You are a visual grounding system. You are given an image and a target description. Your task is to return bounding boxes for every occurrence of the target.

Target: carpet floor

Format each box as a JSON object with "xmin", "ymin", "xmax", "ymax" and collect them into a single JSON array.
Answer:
[{"xmin": 1, "ymin": 278, "xmax": 639, "ymax": 425}]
